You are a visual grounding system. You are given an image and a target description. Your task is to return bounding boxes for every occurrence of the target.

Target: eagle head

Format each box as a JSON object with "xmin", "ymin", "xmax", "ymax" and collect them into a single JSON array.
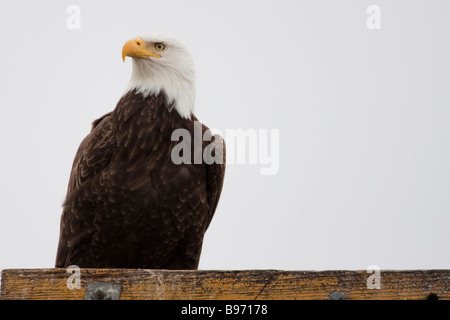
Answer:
[{"xmin": 122, "ymin": 32, "xmax": 195, "ymax": 119}]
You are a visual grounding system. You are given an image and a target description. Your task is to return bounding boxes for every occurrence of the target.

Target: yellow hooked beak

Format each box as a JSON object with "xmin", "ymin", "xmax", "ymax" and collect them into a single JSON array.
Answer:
[{"xmin": 122, "ymin": 38, "xmax": 161, "ymax": 62}]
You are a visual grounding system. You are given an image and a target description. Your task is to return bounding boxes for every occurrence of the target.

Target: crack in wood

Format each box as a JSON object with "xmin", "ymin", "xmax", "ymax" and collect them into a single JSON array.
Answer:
[{"xmin": 253, "ymin": 272, "xmax": 278, "ymax": 300}]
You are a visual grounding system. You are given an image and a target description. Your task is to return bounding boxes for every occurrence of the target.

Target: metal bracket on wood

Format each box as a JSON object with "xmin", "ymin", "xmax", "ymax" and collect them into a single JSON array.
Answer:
[
  {"xmin": 328, "ymin": 291, "xmax": 346, "ymax": 300},
  {"xmin": 84, "ymin": 282, "xmax": 121, "ymax": 300}
]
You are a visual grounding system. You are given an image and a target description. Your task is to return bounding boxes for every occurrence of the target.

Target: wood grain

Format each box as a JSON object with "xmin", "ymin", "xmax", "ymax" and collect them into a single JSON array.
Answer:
[{"xmin": 0, "ymin": 269, "xmax": 448, "ymax": 300}]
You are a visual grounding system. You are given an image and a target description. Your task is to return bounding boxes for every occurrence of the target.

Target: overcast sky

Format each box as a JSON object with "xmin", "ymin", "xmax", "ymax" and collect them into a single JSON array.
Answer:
[{"xmin": 0, "ymin": 0, "xmax": 449, "ymax": 273}]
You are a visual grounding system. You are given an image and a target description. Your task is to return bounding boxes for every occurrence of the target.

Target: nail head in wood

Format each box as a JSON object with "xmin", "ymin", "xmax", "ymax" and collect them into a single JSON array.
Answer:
[
  {"xmin": 85, "ymin": 282, "xmax": 121, "ymax": 300},
  {"xmin": 329, "ymin": 291, "xmax": 346, "ymax": 300}
]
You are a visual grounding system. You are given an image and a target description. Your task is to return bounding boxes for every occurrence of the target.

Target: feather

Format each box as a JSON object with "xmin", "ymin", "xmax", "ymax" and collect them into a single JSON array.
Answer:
[{"xmin": 56, "ymin": 90, "xmax": 225, "ymax": 269}]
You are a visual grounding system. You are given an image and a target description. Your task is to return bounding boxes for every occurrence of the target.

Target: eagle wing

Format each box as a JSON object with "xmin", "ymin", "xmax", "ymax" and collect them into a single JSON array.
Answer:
[
  {"xmin": 55, "ymin": 112, "xmax": 114, "ymax": 267},
  {"xmin": 202, "ymin": 124, "xmax": 226, "ymax": 229}
]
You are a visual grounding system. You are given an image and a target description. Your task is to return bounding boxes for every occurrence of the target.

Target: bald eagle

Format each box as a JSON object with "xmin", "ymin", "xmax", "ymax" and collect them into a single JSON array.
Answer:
[{"xmin": 55, "ymin": 33, "xmax": 226, "ymax": 269}]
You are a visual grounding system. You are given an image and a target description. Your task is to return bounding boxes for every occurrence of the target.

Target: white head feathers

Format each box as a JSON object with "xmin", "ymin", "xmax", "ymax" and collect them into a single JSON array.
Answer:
[{"xmin": 123, "ymin": 32, "xmax": 196, "ymax": 119}]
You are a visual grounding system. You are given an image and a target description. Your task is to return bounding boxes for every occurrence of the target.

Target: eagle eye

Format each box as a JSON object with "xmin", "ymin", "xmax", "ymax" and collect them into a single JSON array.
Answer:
[{"xmin": 154, "ymin": 43, "xmax": 166, "ymax": 51}]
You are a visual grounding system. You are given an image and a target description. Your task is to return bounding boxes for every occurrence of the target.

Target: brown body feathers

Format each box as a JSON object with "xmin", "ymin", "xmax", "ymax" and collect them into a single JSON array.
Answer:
[{"xmin": 55, "ymin": 90, "xmax": 225, "ymax": 269}]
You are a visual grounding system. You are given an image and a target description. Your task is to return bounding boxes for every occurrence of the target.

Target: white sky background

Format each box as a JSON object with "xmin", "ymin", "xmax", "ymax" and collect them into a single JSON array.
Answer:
[{"xmin": 0, "ymin": 0, "xmax": 449, "ymax": 272}]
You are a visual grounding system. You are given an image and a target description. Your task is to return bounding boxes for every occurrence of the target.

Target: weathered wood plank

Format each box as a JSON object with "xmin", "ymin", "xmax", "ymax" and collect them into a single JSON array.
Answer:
[{"xmin": 0, "ymin": 269, "xmax": 448, "ymax": 300}]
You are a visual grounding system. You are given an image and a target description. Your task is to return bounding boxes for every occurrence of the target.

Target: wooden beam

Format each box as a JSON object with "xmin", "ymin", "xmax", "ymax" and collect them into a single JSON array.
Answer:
[{"xmin": 0, "ymin": 269, "xmax": 448, "ymax": 300}]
